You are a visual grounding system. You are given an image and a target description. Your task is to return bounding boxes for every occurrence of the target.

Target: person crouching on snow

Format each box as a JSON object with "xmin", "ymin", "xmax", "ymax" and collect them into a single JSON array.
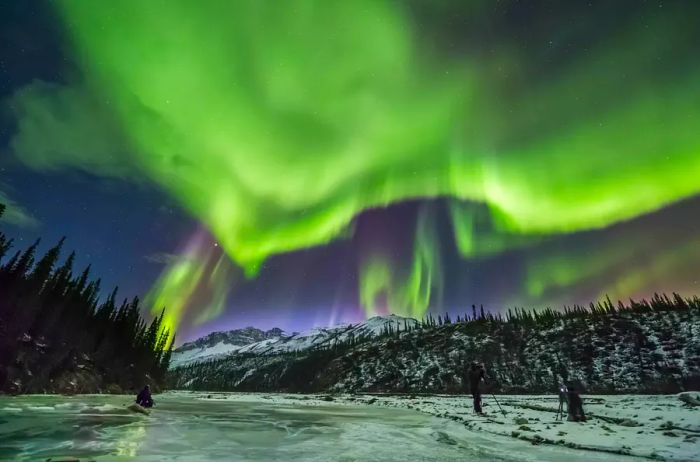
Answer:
[{"xmin": 136, "ymin": 384, "xmax": 155, "ymax": 408}]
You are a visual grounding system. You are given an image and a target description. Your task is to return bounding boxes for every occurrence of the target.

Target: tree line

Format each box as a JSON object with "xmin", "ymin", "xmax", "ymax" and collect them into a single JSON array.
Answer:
[
  {"xmin": 373, "ymin": 292, "xmax": 700, "ymax": 339},
  {"xmin": 171, "ymin": 291, "xmax": 700, "ymax": 365},
  {"xmin": 0, "ymin": 204, "xmax": 173, "ymax": 393},
  {"xmin": 169, "ymin": 292, "xmax": 700, "ymax": 393}
]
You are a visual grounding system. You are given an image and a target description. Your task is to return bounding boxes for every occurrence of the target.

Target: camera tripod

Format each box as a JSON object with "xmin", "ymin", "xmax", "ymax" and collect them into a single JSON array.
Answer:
[{"xmin": 556, "ymin": 394, "xmax": 567, "ymax": 420}]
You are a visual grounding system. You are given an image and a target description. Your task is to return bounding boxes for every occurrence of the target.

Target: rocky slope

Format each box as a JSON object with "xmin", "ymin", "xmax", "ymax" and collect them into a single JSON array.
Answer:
[
  {"xmin": 171, "ymin": 315, "xmax": 418, "ymax": 368},
  {"xmin": 171, "ymin": 327, "xmax": 284, "ymax": 367},
  {"xmin": 3, "ymin": 333, "xmax": 157, "ymax": 395},
  {"xmin": 168, "ymin": 296, "xmax": 700, "ymax": 394}
]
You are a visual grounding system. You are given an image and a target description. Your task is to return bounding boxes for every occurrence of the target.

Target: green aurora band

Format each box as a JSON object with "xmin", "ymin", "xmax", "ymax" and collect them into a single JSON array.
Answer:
[
  {"xmin": 146, "ymin": 229, "xmax": 235, "ymax": 339},
  {"xmin": 7, "ymin": 1, "xmax": 700, "ymax": 336},
  {"xmin": 360, "ymin": 204, "xmax": 443, "ymax": 318}
]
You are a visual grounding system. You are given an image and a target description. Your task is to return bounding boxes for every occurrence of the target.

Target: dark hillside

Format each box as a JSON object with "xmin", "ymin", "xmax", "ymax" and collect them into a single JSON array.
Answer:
[{"xmin": 169, "ymin": 295, "xmax": 700, "ymax": 394}]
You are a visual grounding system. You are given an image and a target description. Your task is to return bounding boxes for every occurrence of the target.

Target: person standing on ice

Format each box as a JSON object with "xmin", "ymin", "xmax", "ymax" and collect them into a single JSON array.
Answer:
[{"xmin": 468, "ymin": 362, "xmax": 486, "ymax": 414}]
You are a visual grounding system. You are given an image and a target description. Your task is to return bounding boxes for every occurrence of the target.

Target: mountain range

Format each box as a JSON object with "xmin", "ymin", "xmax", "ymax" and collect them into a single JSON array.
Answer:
[{"xmin": 171, "ymin": 314, "xmax": 418, "ymax": 368}]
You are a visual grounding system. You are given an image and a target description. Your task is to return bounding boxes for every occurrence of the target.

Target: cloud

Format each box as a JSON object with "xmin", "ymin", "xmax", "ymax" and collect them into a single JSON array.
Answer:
[
  {"xmin": 144, "ymin": 252, "xmax": 180, "ymax": 265},
  {"xmin": 7, "ymin": 80, "xmax": 135, "ymax": 179},
  {"xmin": 0, "ymin": 190, "xmax": 40, "ymax": 229}
]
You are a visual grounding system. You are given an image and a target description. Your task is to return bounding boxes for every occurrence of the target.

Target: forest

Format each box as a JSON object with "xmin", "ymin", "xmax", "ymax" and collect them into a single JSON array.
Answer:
[
  {"xmin": 0, "ymin": 204, "xmax": 173, "ymax": 394},
  {"xmin": 170, "ymin": 293, "xmax": 700, "ymax": 394}
]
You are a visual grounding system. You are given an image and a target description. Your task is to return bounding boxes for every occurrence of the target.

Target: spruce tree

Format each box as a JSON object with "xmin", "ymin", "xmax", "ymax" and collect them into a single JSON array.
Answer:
[
  {"xmin": 0, "ymin": 217, "xmax": 173, "ymax": 393},
  {"xmin": 9, "ymin": 238, "xmax": 40, "ymax": 277},
  {"xmin": 47, "ymin": 251, "xmax": 75, "ymax": 297},
  {"xmin": 2, "ymin": 250, "xmax": 21, "ymax": 273},
  {"xmin": 31, "ymin": 237, "xmax": 65, "ymax": 288},
  {"xmin": 0, "ymin": 204, "xmax": 12, "ymax": 262},
  {"xmin": 0, "ymin": 235, "xmax": 13, "ymax": 263},
  {"xmin": 70, "ymin": 265, "xmax": 91, "ymax": 297}
]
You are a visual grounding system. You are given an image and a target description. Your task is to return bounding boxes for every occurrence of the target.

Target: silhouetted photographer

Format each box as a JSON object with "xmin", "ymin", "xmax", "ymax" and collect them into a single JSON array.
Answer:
[
  {"xmin": 566, "ymin": 385, "xmax": 586, "ymax": 422},
  {"xmin": 467, "ymin": 361, "xmax": 486, "ymax": 414}
]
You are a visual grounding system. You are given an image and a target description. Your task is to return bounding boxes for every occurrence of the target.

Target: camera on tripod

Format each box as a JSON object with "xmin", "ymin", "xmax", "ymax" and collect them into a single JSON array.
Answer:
[{"xmin": 556, "ymin": 384, "xmax": 568, "ymax": 420}]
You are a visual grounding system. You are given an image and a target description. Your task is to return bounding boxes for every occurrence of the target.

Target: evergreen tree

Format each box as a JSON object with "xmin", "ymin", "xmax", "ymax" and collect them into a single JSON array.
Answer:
[
  {"xmin": 2, "ymin": 250, "xmax": 21, "ymax": 273},
  {"xmin": 9, "ymin": 238, "xmax": 40, "ymax": 277},
  {"xmin": 160, "ymin": 333, "xmax": 175, "ymax": 372},
  {"xmin": 70, "ymin": 265, "xmax": 91, "ymax": 298},
  {"xmin": 46, "ymin": 251, "xmax": 75, "ymax": 297},
  {"xmin": 0, "ymin": 228, "xmax": 172, "ymax": 393},
  {"xmin": 31, "ymin": 237, "xmax": 65, "ymax": 288},
  {"xmin": 0, "ymin": 204, "xmax": 8, "ymax": 262},
  {"xmin": 0, "ymin": 235, "xmax": 14, "ymax": 264}
]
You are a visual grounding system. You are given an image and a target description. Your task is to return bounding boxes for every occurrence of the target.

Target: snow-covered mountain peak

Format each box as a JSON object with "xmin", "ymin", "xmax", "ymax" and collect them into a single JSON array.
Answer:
[{"xmin": 170, "ymin": 314, "xmax": 419, "ymax": 368}]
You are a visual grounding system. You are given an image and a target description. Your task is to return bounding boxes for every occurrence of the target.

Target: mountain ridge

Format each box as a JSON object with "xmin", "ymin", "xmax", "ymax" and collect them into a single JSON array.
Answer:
[
  {"xmin": 171, "ymin": 314, "xmax": 418, "ymax": 368},
  {"xmin": 169, "ymin": 294, "xmax": 700, "ymax": 394}
]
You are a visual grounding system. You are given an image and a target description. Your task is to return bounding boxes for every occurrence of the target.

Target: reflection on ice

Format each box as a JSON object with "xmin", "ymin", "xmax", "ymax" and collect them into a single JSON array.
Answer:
[{"xmin": 0, "ymin": 393, "xmax": 641, "ymax": 461}]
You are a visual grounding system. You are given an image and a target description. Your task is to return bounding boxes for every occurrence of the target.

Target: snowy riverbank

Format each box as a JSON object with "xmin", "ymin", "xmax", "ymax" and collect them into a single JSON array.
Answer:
[{"xmin": 179, "ymin": 392, "xmax": 699, "ymax": 461}]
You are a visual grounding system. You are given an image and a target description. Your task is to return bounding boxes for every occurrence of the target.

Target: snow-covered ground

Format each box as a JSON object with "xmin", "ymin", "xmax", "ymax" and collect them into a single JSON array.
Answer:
[{"xmin": 183, "ymin": 392, "xmax": 700, "ymax": 461}]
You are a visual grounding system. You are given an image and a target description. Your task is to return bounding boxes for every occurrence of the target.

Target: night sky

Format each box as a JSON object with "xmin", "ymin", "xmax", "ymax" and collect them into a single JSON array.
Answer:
[{"xmin": 1, "ymin": 1, "xmax": 699, "ymax": 344}]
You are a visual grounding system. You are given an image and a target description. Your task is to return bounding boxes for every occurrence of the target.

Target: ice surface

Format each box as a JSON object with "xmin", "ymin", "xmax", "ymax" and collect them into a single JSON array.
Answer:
[{"xmin": 0, "ymin": 392, "xmax": 672, "ymax": 461}]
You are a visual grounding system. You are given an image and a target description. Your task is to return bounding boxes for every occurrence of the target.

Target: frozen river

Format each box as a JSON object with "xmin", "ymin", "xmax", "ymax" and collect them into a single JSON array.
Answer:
[{"xmin": 0, "ymin": 393, "xmax": 639, "ymax": 461}]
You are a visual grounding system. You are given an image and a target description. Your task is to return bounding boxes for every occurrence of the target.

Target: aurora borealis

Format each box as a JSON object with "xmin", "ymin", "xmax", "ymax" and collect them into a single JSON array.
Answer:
[{"xmin": 2, "ymin": 0, "xmax": 699, "ymax": 343}]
